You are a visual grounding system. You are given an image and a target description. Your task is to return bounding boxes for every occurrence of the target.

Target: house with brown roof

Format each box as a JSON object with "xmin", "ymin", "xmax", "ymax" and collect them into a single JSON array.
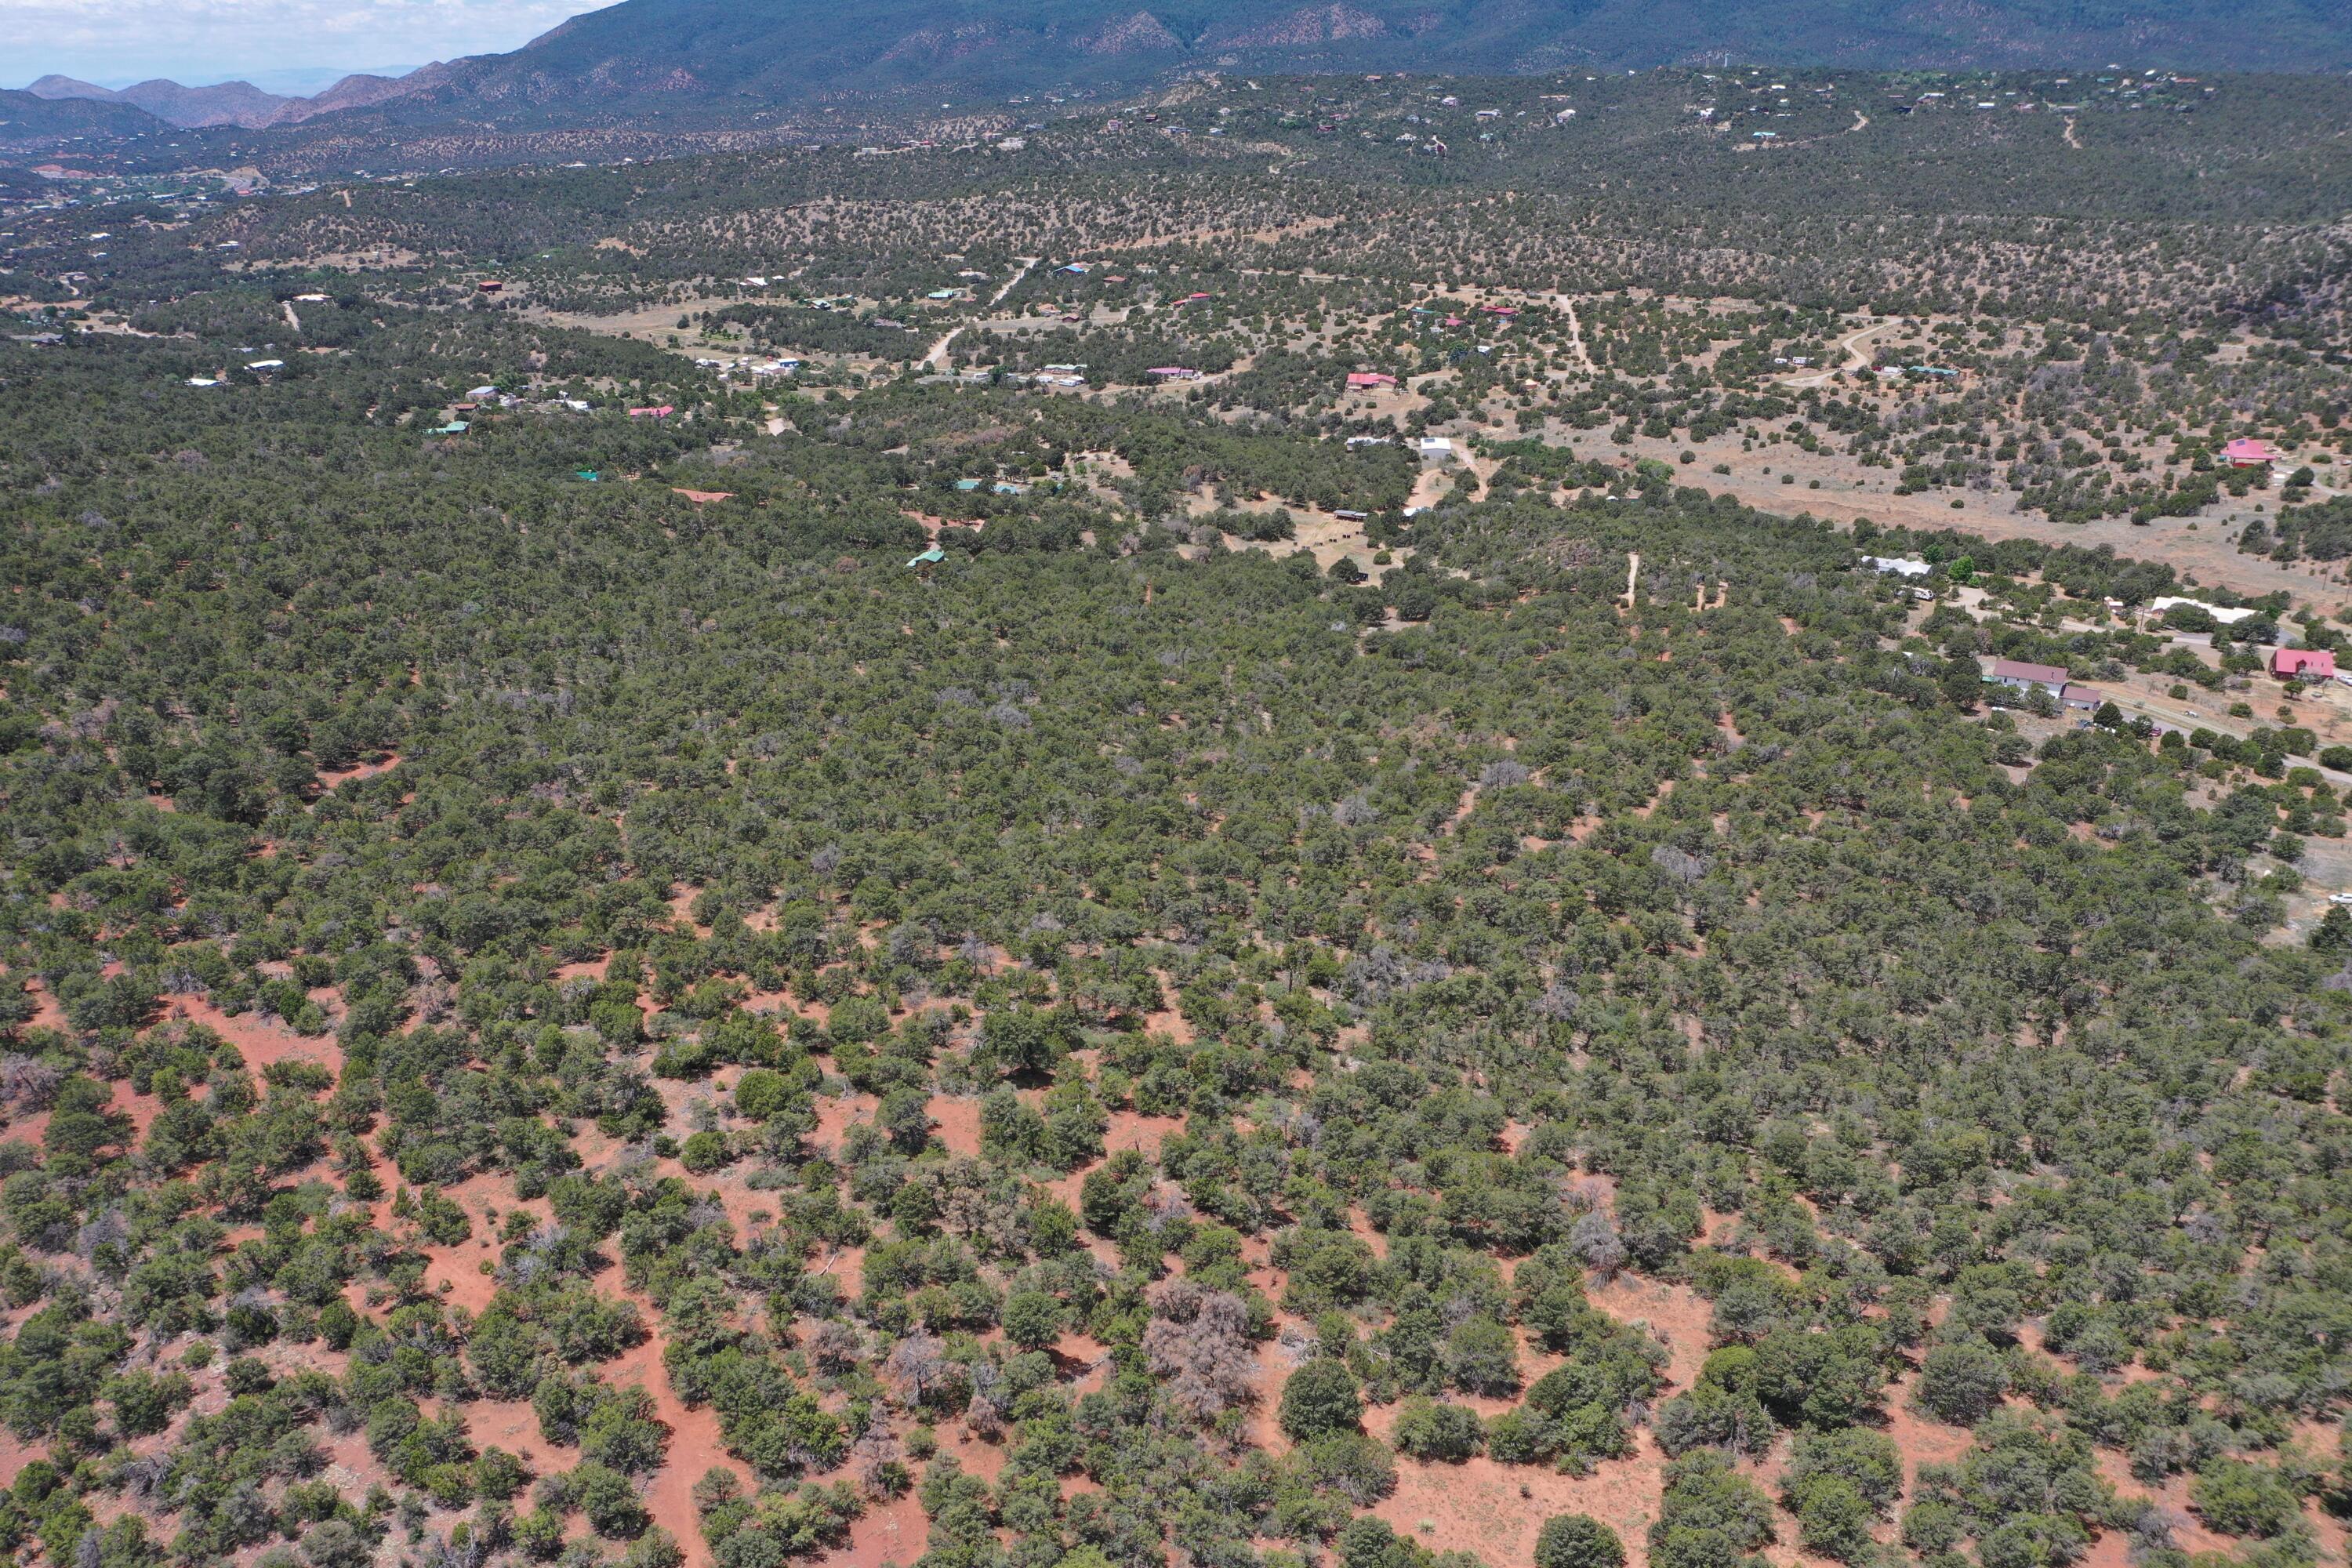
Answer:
[{"xmin": 1984, "ymin": 658, "xmax": 2068, "ymax": 696}]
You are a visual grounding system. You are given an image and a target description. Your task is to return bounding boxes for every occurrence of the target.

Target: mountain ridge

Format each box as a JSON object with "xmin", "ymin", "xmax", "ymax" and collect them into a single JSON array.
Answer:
[
  {"xmin": 369, "ymin": 0, "xmax": 2352, "ymax": 122},
  {"xmin": 24, "ymin": 65, "xmax": 452, "ymax": 130},
  {"xmin": 17, "ymin": 0, "xmax": 2352, "ymax": 141}
]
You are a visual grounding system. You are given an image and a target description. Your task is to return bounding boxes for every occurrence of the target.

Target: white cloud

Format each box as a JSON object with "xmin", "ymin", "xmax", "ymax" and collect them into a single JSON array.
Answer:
[{"xmin": 4, "ymin": 0, "xmax": 623, "ymax": 90}]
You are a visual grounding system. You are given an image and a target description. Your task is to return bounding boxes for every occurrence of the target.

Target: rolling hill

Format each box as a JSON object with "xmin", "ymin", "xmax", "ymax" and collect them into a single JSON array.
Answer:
[{"xmin": 0, "ymin": 86, "xmax": 167, "ymax": 140}]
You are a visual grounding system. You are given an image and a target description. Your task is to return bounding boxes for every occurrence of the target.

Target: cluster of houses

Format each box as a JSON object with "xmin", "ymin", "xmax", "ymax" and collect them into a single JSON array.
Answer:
[
  {"xmin": 1986, "ymin": 644, "xmax": 2340, "ymax": 721},
  {"xmin": 185, "ymin": 358, "xmax": 285, "ymax": 388},
  {"xmin": 695, "ymin": 357, "xmax": 801, "ymax": 379}
]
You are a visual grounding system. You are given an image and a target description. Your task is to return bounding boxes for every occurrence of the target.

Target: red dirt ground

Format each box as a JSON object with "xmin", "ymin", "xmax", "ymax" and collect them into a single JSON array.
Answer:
[
  {"xmin": 595, "ymin": 1279, "xmax": 755, "ymax": 1568},
  {"xmin": 317, "ymin": 753, "xmax": 401, "ymax": 789},
  {"xmin": 815, "ymin": 1486, "xmax": 928, "ymax": 1568},
  {"xmin": 928, "ymin": 1096, "xmax": 983, "ymax": 1159},
  {"xmin": 1375, "ymin": 1439, "xmax": 1673, "ymax": 1568},
  {"xmin": 157, "ymin": 994, "xmax": 345, "ymax": 1077}
]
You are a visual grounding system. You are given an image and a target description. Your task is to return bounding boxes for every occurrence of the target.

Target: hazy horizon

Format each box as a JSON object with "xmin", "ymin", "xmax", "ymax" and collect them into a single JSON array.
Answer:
[
  {"xmin": 13, "ymin": 64, "xmax": 426, "ymax": 94},
  {"xmin": 4, "ymin": 0, "xmax": 622, "ymax": 94}
]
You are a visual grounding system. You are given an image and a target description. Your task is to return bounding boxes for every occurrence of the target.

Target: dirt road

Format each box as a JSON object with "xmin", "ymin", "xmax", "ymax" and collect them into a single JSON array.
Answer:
[
  {"xmin": 1550, "ymin": 293, "xmax": 1595, "ymax": 372},
  {"xmin": 1693, "ymin": 463, "xmax": 2336, "ymax": 608},
  {"xmin": 1784, "ymin": 318, "xmax": 1897, "ymax": 388},
  {"xmin": 924, "ymin": 256, "xmax": 1038, "ymax": 369}
]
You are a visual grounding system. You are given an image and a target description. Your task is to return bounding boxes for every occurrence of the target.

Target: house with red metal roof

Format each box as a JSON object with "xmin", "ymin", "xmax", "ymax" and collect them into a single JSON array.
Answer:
[
  {"xmin": 1346, "ymin": 372, "xmax": 1398, "ymax": 389},
  {"xmin": 2274, "ymin": 648, "xmax": 2336, "ymax": 681},
  {"xmin": 2223, "ymin": 437, "xmax": 2281, "ymax": 467}
]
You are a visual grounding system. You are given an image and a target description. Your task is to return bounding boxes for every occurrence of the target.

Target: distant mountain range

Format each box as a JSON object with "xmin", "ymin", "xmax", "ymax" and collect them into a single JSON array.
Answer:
[
  {"xmin": 24, "ymin": 66, "xmax": 453, "ymax": 131},
  {"xmin": 18, "ymin": 0, "xmax": 2352, "ymax": 141}
]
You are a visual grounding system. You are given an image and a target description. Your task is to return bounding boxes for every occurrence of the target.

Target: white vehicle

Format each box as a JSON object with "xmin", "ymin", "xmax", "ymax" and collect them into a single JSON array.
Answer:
[{"xmin": 2330, "ymin": 893, "xmax": 2352, "ymax": 907}]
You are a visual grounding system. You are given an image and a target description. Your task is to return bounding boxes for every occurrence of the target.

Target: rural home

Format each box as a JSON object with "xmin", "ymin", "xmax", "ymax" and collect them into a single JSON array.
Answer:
[
  {"xmin": 1346, "ymin": 372, "xmax": 1398, "ymax": 389},
  {"xmin": 1985, "ymin": 658, "xmax": 2068, "ymax": 696},
  {"xmin": 2274, "ymin": 648, "xmax": 2337, "ymax": 681},
  {"xmin": 2223, "ymin": 437, "xmax": 2281, "ymax": 467}
]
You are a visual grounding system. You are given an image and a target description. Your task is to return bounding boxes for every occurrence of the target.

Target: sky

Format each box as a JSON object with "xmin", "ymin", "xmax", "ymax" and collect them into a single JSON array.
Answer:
[{"xmin": 5, "ymin": 0, "xmax": 622, "ymax": 91}]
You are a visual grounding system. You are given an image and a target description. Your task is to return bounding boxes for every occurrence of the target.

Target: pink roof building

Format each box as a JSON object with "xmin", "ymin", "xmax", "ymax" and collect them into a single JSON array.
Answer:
[
  {"xmin": 1346, "ymin": 372, "xmax": 1398, "ymax": 389},
  {"xmin": 2223, "ymin": 437, "xmax": 2281, "ymax": 466},
  {"xmin": 628, "ymin": 405, "xmax": 674, "ymax": 419},
  {"xmin": 2274, "ymin": 647, "xmax": 2336, "ymax": 681}
]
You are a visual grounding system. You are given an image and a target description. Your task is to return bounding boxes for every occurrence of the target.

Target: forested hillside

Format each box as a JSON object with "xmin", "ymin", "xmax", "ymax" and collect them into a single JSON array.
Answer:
[
  {"xmin": 132, "ymin": 0, "xmax": 2352, "ymax": 132},
  {"xmin": 2, "ymin": 83, "xmax": 2350, "ymax": 1568}
]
